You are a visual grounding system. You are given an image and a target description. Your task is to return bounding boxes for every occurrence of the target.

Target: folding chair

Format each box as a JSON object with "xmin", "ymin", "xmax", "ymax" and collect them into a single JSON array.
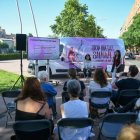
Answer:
[
  {"xmin": 2, "ymin": 90, "xmax": 21, "ymax": 127},
  {"xmin": 44, "ymin": 92, "xmax": 57, "ymax": 119},
  {"xmin": 116, "ymin": 89, "xmax": 140, "ymax": 107},
  {"xmin": 61, "ymin": 91, "xmax": 84, "ymax": 104},
  {"xmin": 98, "ymin": 113, "xmax": 138, "ymax": 140},
  {"xmin": 89, "ymin": 91, "xmax": 112, "ymax": 118},
  {"xmin": 13, "ymin": 119, "xmax": 51, "ymax": 140},
  {"xmin": 57, "ymin": 118, "xmax": 94, "ymax": 140}
]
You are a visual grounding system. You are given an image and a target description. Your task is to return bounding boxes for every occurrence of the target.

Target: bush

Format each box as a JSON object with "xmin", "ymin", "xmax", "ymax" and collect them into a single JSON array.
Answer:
[{"xmin": 0, "ymin": 53, "xmax": 27, "ymax": 61}]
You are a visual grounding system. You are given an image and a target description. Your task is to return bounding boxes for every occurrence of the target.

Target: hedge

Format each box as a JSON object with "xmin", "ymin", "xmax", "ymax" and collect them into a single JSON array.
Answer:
[{"xmin": 0, "ymin": 53, "xmax": 27, "ymax": 61}]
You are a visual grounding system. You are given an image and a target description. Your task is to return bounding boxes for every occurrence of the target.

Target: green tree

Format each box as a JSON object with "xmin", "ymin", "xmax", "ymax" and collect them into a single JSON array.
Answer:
[
  {"xmin": 47, "ymin": 34, "xmax": 60, "ymax": 39},
  {"xmin": 50, "ymin": 0, "xmax": 105, "ymax": 38},
  {"xmin": 28, "ymin": 33, "xmax": 33, "ymax": 37},
  {"xmin": 26, "ymin": 33, "xmax": 33, "ymax": 50},
  {"xmin": 120, "ymin": 13, "xmax": 140, "ymax": 48},
  {"xmin": 0, "ymin": 43, "xmax": 1, "ymax": 54},
  {"xmin": 8, "ymin": 45, "xmax": 14, "ymax": 53},
  {"xmin": 1, "ymin": 42, "xmax": 9, "ymax": 49}
]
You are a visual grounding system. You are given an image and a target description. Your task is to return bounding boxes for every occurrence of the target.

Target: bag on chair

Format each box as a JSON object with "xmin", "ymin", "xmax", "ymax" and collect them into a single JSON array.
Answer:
[{"xmin": 89, "ymin": 107, "xmax": 99, "ymax": 119}]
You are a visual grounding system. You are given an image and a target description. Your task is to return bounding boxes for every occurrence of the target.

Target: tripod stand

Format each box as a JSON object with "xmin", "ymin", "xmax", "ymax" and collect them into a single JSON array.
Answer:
[{"xmin": 10, "ymin": 51, "xmax": 25, "ymax": 90}]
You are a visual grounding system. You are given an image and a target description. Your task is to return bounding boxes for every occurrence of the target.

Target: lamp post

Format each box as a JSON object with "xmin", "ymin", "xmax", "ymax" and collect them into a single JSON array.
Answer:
[
  {"xmin": 96, "ymin": 19, "xmax": 106, "ymax": 38},
  {"xmin": 28, "ymin": 0, "xmax": 39, "ymax": 78}
]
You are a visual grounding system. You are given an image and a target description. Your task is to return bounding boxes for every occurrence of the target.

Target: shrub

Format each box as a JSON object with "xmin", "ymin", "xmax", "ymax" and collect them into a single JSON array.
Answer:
[{"xmin": 0, "ymin": 53, "xmax": 27, "ymax": 61}]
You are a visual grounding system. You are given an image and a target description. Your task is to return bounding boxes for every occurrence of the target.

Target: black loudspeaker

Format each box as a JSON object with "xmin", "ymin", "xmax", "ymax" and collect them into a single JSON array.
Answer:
[{"xmin": 16, "ymin": 34, "xmax": 26, "ymax": 51}]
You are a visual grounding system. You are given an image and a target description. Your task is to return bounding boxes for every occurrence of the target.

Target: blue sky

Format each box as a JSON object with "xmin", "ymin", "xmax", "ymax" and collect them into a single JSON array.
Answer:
[{"xmin": 0, "ymin": 0, "xmax": 135, "ymax": 38}]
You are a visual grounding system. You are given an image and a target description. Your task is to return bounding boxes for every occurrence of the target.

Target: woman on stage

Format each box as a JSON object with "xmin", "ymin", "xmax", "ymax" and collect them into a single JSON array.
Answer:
[
  {"xmin": 111, "ymin": 50, "xmax": 122, "ymax": 83},
  {"xmin": 83, "ymin": 54, "xmax": 92, "ymax": 79}
]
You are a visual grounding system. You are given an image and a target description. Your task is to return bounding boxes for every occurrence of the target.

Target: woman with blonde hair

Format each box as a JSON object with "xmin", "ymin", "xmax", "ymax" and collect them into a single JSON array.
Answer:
[{"xmin": 117, "ymin": 124, "xmax": 140, "ymax": 140}]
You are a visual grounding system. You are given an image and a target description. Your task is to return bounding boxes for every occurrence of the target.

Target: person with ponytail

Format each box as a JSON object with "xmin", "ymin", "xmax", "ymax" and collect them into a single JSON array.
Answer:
[
  {"xmin": 88, "ymin": 68, "xmax": 112, "ymax": 105},
  {"xmin": 63, "ymin": 68, "xmax": 86, "ymax": 96},
  {"xmin": 54, "ymin": 80, "xmax": 95, "ymax": 139}
]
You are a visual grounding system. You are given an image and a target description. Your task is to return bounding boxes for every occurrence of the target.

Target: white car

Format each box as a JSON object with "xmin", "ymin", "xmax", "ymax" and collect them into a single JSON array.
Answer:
[{"xmin": 125, "ymin": 54, "xmax": 129, "ymax": 59}]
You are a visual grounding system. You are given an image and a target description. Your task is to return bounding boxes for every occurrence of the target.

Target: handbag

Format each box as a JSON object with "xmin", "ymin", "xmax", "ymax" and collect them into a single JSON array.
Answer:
[{"xmin": 89, "ymin": 107, "xmax": 99, "ymax": 119}]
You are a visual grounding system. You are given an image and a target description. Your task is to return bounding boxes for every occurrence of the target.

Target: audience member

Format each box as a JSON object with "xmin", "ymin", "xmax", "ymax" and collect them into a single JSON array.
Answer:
[
  {"xmin": 54, "ymin": 79, "xmax": 94, "ymax": 140},
  {"xmin": 38, "ymin": 71, "xmax": 57, "ymax": 108},
  {"xmin": 111, "ymin": 65, "xmax": 140, "ymax": 106},
  {"xmin": 83, "ymin": 54, "xmax": 92, "ymax": 78},
  {"xmin": 63, "ymin": 68, "xmax": 86, "ymax": 100},
  {"xmin": 88, "ymin": 68, "xmax": 112, "ymax": 106},
  {"xmin": 113, "ymin": 98, "xmax": 140, "ymax": 121},
  {"xmin": 12, "ymin": 77, "xmax": 54, "ymax": 140},
  {"xmin": 117, "ymin": 124, "xmax": 140, "ymax": 140}
]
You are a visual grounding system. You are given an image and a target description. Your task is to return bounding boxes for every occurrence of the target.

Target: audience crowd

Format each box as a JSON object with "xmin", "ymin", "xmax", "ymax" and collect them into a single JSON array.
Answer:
[{"xmin": 10, "ymin": 64, "xmax": 140, "ymax": 140}]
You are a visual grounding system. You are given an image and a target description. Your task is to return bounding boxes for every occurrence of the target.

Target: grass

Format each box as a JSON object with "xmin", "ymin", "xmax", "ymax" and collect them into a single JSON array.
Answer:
[{"xmin": 0, "ymin": 69, "xmax": 27, "ymax": 95}]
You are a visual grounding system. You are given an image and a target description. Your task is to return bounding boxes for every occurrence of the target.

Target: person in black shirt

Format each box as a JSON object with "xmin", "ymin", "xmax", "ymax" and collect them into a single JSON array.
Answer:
[
  {"xmin": 63, "ymin": 68, "xmax": 86, "ymax": 101},
  {"xmin": 111, "ymin": 50, "xmax": 122, "ymax": 83},
  {"xmin": 111, "ymin": 65, "xmax": 140, "ymax": 106}
]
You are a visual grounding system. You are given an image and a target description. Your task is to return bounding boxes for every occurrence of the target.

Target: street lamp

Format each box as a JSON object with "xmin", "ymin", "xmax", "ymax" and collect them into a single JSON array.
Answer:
[{"xmin": 96, "ymin": 19, "xmax": 106, "ymax": 38}]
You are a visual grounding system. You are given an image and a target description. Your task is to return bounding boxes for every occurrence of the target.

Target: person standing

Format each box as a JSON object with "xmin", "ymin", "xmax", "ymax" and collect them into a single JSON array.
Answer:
[
  {"xmin": 111, "ymin": 50, "xmax": 122, "ymax": 83},
  {"xmin": 83, "ymin": 54, "xmax": 92, "ymax": 79}
]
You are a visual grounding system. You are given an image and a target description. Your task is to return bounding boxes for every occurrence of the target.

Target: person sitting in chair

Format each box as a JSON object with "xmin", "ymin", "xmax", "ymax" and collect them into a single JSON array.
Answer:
[
  {"xmin": 111, "ymin": 65, "xmax": 140, "ymax": 107},
  {"xmin": 38, "ymin": 71, "xmax": 57, "ymax": 112},
  {"xmin": 117, "ymin": 124, "xmax": 140, "ymax": 140},
  {"xmin": 63, "ymin": 68, "xmax": 86, "ymax": 101},
  {"xmin": 83, "ymin": 54, "xmax": 92, "ymax": 79},
  {"xmin": 88, "ymin": 68, "xmax": 112, "ymax": 106},
  {"xmin": 11, "ymin": 77, "xmax": 54, "ymax": 140},
  {"xmin": 54, "ymin": 79, "xmax": 94, "ymax": 139}
]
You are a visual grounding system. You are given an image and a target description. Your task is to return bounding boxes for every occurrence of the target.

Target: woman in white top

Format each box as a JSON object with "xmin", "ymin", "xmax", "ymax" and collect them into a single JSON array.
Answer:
[
  {"xmin": 89, "ymin": 68, "xmax": 112, "ymax": 105},
  {"xmin": 83, "ymin": 54, "xmax": 92, "ymax": 78},
  {"xmin": 54, "ymin": 80, "xmax": 94, "ymax": 140}
]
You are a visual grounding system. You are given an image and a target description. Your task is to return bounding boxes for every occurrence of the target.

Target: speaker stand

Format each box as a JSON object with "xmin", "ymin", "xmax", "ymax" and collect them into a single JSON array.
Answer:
[
  {"xmin": 46, "ymin": 59, "xmax": 59, "ymax": 86},
  {"xmin": 10, "ymin": 51, "xmax": 25, "ymax": 90}
]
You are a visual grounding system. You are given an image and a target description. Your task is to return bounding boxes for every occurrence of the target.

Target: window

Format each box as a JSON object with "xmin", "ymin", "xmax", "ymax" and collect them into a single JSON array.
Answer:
[{"xmin": 59, "ymin": 44, "xmax": 64, "ymax": 56}]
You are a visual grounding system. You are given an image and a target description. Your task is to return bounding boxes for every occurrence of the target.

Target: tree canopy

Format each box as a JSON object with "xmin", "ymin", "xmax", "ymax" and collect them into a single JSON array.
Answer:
[
  {"xmin": 0, "ymin": 42, "xmax": 9, "ymax": 49},
  {"xmin": 47, "ymin": 34, "xmax": 60, "ymax": 39},
  {"xmin": 120, "ymin": 13, "xmax": 140, "ymax": 48},
  {"xmin": 50, "ymin": 0, "xmax": 105, "ymax": 38},
  {"xmin": 26, "ymin": 33, "xmax": 33, "ymax": 50}
]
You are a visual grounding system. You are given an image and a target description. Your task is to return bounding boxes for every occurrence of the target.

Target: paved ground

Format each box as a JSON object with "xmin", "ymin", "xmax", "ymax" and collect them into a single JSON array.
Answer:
[
  {"xmin": 0, "ymin": 59, "xmax": 140, "ymax": 140},
  {"xmin": 125, "ymin": 58, "xmax": 140, "ymax": 68},
  {"xmin": 0, "ymin": 59, "xmax": 33, "ymax": 77}
]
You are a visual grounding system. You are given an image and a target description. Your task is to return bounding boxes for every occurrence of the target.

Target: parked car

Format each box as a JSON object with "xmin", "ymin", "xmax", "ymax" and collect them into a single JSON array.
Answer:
[{"xmin": 125, "ymin": 54, "xmax": 129, "ymax": 59}]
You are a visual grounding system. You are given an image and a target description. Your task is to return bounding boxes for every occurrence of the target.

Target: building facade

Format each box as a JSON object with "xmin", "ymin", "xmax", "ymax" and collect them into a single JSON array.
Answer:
[
  {"xmin": 0, "ymin": 26, "xmax": 16, "ymax": 49},
  {"xmin": 119, "ymin": 0, "xmax": 140, "ymax": 37},
  {"xmin": 0, "ymin": 38, "xmax": 14, "ymax": 49}
]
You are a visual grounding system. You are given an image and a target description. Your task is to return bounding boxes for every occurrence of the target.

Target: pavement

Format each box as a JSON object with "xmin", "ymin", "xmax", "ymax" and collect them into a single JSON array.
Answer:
[{"xmin": 0, "ymin": 59, "xmax": 140, "ymax": 140}]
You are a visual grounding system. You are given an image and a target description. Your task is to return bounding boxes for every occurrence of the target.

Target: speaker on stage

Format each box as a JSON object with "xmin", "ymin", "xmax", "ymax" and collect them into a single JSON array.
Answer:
[{"xmin": 16, "ymin": 34, "xmax": 26, "ymax": 51}]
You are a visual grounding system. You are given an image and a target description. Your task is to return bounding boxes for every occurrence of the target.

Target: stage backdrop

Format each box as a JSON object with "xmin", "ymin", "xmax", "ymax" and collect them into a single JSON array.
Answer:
[{"xmin": 58, "ymin": 37, "xmax": 125, "ymax": 71}]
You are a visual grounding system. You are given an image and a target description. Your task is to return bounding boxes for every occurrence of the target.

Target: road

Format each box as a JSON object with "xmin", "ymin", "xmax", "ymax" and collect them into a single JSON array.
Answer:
[{"xmin": 125, "ymin": 59, "xmax": 140, "ymax": 68}]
